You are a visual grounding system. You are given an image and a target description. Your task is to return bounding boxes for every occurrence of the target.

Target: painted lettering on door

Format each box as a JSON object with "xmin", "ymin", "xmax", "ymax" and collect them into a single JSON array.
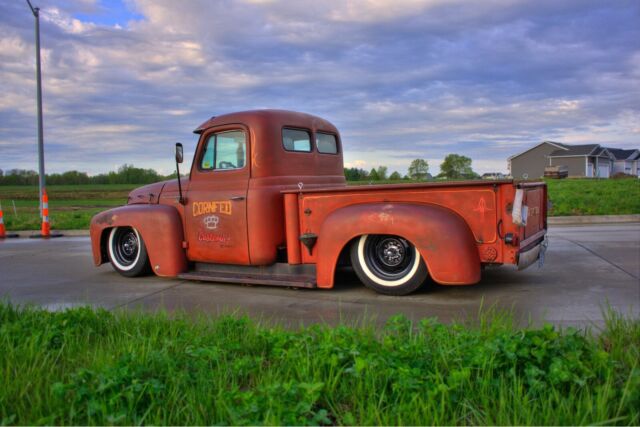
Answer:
[
  {"xmin": 198, "ymin": 232, "xmax": 231, "ymax": 243},
  {"xmin": 192, "ymin": 200, "xmax": 232, "ymax": 216}
]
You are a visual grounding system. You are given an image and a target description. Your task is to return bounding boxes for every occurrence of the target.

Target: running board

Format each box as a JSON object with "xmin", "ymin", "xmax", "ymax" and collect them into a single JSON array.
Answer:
[{"xmin": 178, "ymin": 262, "xmax": 317, "ymax": 289}]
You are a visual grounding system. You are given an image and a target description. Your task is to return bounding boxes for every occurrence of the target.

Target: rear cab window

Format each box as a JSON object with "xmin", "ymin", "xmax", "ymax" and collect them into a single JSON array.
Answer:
[
  {"xmin": 316, "ymin": 132, "xmax": 338, "ymax": 154},
  {"xmin": 282, "ymin": 128, "xmax": 311, "ymax": 152}
]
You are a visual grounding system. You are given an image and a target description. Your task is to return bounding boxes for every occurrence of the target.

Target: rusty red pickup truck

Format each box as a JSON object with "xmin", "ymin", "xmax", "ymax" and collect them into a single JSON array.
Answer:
[{"xmin": 90, "ymin": 110, "xmax": 548, "ymax": 295}]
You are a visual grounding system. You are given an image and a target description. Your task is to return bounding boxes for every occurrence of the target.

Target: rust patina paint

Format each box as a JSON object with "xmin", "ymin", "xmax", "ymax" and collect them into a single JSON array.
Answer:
[
  {"xmin": 90, "ymin": 204, "xmax": 187, "ymax": 276},
  {"xmin": 90, "ymin": 109, "xmax": 547, "ymax": 287},
  {"xmin": 312, "ymin": 203, "xmax": 481, "ymax": 288}
]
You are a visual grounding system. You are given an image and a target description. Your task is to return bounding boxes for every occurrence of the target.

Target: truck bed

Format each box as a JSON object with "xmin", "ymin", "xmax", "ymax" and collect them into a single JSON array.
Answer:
[{"xmin": 283, "ymin": 179, "xmax": 546, "ymax": 271}]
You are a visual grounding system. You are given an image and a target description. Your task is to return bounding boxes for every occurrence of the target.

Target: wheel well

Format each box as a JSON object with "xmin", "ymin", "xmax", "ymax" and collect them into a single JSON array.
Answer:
[
  {"xmin": 99, "ymin": 227, "xmax": 112, "ymax": 263},
  {"xmin": 315, "ymin": 203, "xmax": 480, "ymax": 288},
  {"xmin": 337, "ymin": 237, "xmax": 358, "ymax": 267},
  {"xmin": 328, "ymin": 236, "xmax": 358, "ymax": 287}
]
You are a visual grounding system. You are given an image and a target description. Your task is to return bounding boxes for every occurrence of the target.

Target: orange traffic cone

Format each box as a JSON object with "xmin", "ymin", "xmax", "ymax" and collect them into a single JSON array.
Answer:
[
  {"xmin": 0, "ymin": 201, "xmax": 5, "ymax": 238},
  {"xmin": 29, "ymin": 190, "xmax": 62, "ymax": 239},
  {"xmin": 0, "ymin": 201, "xmax": 18, "ymax": 239},
  {"xmin": 41, "ymin": 190, "xmax": 50, "ymax": 237}
]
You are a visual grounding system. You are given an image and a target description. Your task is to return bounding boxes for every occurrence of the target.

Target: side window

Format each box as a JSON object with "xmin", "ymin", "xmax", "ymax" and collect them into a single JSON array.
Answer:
[
  {"xmin": 201, "ymin": 135, "xmax": 215, "ymax": 169},
  {"xmin": 282, "ymin": 128, "xmax": 311, "ymax": 152},
  {"xmin": 200, "ymin": 130, "xmax": 246, "ymax": 170},
  {"xmin": 216, "ymin": 131, "xmax": 245, "ymax": 169},
  {"xmin": 316, "ymin": 132, "xmax": 338, "ymax": 154}
]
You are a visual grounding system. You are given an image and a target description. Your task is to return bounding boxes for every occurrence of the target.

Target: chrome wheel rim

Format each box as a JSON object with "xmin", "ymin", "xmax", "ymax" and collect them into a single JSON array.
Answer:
[
  {"xmin": 112, "ymin": 228, "xmax": 139, "ymax": 266},
  {"xmin": 364, "ymin": 235, "xmax": 415, "ymax": 280}
]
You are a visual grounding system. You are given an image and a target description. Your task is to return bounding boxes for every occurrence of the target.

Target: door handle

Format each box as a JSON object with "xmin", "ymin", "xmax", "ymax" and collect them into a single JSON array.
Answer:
[{"xmin": 230, "ymin": 196, "xmax": 245, "ymax": 201}]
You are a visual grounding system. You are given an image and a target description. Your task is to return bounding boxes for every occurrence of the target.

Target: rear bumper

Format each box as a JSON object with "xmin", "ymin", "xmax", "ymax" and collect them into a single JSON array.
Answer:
[{"xmin": 517, "ymin": 236, "xmax": 548, "ymax": 270}]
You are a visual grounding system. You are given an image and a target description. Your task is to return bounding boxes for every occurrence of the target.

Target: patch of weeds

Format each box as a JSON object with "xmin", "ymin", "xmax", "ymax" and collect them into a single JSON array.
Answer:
[{"xmin": 0, "ymin": 303, "xmax": 638, "ymax": 425}]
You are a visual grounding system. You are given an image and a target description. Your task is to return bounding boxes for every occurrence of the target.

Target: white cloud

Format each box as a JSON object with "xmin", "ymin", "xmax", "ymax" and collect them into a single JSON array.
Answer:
[
  {"xmin": 42, "ymin": 7, "xmax": 96, "ymax": 33},
  {"xmin": 0, "ymin": 0, "xmax": 638, "ymax": 176},
  {"xmin": 328, "ymin": 0, "xmax": 454, "ymax": 23}
]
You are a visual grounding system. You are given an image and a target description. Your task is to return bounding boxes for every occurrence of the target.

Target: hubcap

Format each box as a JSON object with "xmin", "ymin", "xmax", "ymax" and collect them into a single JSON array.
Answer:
[
  {"xmin": 122, "ymin": 234, "xmax": 138, "ymax": 256},
  {"xmin": 113, "ymin": 228, "xmax": 139, "ymax": 266},
  {"xmin": 380, "ymin": 239, "xmax": 405, "ymax": 266},
  {"xmin": 364, "ymin": 235, "xmax": 415, "ymax": 280}
]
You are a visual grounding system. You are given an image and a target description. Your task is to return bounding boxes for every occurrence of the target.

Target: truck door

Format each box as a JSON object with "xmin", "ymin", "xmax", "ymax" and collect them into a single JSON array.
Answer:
[{"xmin": 185, "ymin": 127, "xmax": 250, "ymax": 264}]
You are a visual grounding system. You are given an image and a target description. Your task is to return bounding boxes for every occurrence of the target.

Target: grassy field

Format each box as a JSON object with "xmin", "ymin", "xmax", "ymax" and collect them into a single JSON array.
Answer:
[
  {"xmin": 545, "ymin": 177, "xmax": 639, "ymax": 216},
  {"xmin": 348, "ymin": 177, "xmax": 640, "ymax": 216},
  {"xmin": 0, "ymin": 304, "xmax": 638, "ymax": 425},
  {"xmin": 0, "ymin": 184, "xmax": 134, "ymax": 231},
  {"xmin": 0, "ymin": 178, "xmax": 638, "ymax": 230}
]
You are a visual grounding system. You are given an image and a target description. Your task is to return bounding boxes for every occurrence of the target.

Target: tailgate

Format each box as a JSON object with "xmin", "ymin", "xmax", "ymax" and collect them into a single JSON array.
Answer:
[{"xmin": 513, "ymin": 182, "xmax": 547, "ymax": 249}]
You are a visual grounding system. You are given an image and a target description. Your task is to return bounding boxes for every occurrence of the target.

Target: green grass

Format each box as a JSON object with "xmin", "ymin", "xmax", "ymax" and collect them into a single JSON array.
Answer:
[
  {"xmin": 0, "ymin": 303, "xmax": 638, "ymax": 425},
  {"xmin": 0, "ymin": 185, "xmax": 132, "ymax": 230},
  {"xmin": 0, "ymin": 179, "xmax": 638, "ymax": 230},
  {"xmin": 545, "ymin": 177, "xmax": 640, "ymax": 216},
  {"xmin": 347, "ymin": 177, "xmax": 640, "ymax": 216},
  {"xmin": 0, "ymin": 184, "xmax": 138, "ymax": 200}
]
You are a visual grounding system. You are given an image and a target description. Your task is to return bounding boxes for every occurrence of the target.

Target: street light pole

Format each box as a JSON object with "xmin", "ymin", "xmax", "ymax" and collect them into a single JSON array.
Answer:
[{"xmin": 26, "ymin": 0, "xmax": 46, "ymax": 212}]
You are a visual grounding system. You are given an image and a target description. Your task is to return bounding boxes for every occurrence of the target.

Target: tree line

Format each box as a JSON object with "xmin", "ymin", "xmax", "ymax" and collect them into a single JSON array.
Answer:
[
  {"xmin": 0, "ymin": 164, "xmax": 173, "ymax": 186},
  {"xmin": 0, "ymin": 154, "xmax": 479, "ymax": 185},
  {"xmin": 345, "ymin": 154, "xmax": 479, "ymax": 181}
]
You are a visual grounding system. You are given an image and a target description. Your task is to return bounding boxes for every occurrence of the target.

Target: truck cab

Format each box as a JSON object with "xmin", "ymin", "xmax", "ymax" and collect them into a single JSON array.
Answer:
[{"xmin": 177, "ymin": 110, "xmax": 345, "ymax": 266}]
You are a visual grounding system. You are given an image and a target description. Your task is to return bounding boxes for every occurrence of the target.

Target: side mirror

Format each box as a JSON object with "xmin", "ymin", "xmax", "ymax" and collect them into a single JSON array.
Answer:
[
  {"xmin": 175, "ymin": 142, "xmax": 185, "ymax": 205},
  {"xmin": 175, "ymin": 143, "xmax": 184, "ymax": 164}
]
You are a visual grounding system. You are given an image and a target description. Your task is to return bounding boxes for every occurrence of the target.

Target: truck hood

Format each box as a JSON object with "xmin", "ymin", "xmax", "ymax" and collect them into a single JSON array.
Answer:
[
  {"xmin": 127, "ymin": 181, "xmax": 167, "ymax": 204},
  {"xmin": 127, "ymin": 178, "xmax": 190, "ymax": 204},
  {"xmin": 161, "ymin": 177, "xmax": 189, "ymax": 194}
]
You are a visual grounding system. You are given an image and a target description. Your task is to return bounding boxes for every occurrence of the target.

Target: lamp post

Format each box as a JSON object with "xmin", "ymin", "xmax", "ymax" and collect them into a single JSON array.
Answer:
[{"xmin": 26, "ymin": 0, "xmax": 46, "ymax": 212}]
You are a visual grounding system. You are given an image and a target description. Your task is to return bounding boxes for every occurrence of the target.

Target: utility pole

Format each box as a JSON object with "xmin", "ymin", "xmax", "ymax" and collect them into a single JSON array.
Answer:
[{"xmin": 26, "ymin": 0, "xmax": 46, "ymax": 212}]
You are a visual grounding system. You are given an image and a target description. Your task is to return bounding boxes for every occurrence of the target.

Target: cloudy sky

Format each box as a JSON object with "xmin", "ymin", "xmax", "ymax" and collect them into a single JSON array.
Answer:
[{"xmin": 1, "ymin": 0, "xmax": 638, "ymax": 176}]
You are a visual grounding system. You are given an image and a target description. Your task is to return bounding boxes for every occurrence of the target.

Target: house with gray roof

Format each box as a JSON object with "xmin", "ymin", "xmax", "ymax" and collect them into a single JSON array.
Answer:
[
  {"xmin": 547, "ymin": 144, "xmax": 614, "ymax": 178},
  {"xmin": 508, "ymin": 141, "xmax": 567, "ymax": 179},
  {"xmin": 607, "ymin": 148, "xmax": 640, "ymax": 176},
  {"xmin": 508, "ymin": 141, "xmax": 637, "ymax": 179}
]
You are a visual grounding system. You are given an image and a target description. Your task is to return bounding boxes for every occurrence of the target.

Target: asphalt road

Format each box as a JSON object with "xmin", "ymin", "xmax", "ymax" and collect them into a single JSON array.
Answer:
[{"xmin": 1, "ymin": 224, "xmax": 638, "ymax": 329}]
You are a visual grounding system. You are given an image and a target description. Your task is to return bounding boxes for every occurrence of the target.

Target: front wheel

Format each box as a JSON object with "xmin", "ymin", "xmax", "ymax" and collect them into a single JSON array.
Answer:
[
  {"xmin": 350, "ymin": 234, "xmax": 428, "ymax": 295},
  {"xmin": 107, "ymin": 226, "xmax": 151, "ymax": 277}
]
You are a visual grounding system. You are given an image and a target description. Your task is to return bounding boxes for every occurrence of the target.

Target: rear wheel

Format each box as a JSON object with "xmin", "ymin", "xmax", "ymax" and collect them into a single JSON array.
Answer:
[
  {"xmin": 107, "ymin": 226, "xmax": 151, "ymax": 277},
  {"xmin": 350, "ymin": 234, "xmax": 428, "ymax": 295}
]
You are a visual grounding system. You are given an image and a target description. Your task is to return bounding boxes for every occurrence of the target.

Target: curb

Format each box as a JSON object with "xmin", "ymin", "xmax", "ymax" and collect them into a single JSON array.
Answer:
[
  {"xmin": 5, "ymin": 229, "xmax": 90, "ymax": 238},
  {"xmin": 548, "ymin": 214, "xmax": 640, "ymax": 225}
]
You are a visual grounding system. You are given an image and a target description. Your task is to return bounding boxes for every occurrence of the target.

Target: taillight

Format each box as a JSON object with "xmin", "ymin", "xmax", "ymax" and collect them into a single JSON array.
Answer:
[{"xmin": 505, "ymin": 233, "xmax": 519, "ymax": 246}]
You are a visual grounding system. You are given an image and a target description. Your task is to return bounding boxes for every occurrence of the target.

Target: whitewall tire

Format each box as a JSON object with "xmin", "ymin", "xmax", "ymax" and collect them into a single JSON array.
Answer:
[
  {"xmin": 350, "ymin": 234, "xmax": 428, "ymax": 295},
  {"xmin": 107, "ymin": 226, "xmax": 151, "ymax": 277}
]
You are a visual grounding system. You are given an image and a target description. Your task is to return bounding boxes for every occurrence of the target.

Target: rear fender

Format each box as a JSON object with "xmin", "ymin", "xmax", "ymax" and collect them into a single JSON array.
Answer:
[
  {"xmin": 315, "ymin": 203, "xmax": 480, "ymax": 288},
  {"xmin": 90, "ymin": 204, "xmax": 187, "ymax": 277}
]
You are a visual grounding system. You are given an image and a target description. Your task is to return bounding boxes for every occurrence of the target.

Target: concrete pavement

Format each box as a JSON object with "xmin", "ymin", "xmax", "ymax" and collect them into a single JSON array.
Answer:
[{"xmin": 0, "ymin": 224, "xmax": 638, "ymax": 329}]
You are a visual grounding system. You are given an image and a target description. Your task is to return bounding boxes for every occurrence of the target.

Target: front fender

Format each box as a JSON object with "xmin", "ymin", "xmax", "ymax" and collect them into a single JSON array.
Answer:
[
  {"xmin": 90, "ymin": 204, "xmax": 187, "ymax": 277},
  {"xmin": 315, "ymin": 203, "xmax": 481, "ymax": 288}
]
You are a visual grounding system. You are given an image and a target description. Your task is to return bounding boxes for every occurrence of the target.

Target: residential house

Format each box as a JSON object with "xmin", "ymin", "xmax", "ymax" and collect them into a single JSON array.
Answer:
[
  {"xmin": 547, "ymin": 145, "xmax": 614, "ymax": 178},
  {"xmin": 508, "ymin": 141, "xmax": 567, "ymax": 179},
  {"xmin": 607, "ymin": 148, "xmax": 640, "ymax": 176},
  {"xmin": 508, "ymin": 141, "xmax": 635, "ymax": 179}
]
